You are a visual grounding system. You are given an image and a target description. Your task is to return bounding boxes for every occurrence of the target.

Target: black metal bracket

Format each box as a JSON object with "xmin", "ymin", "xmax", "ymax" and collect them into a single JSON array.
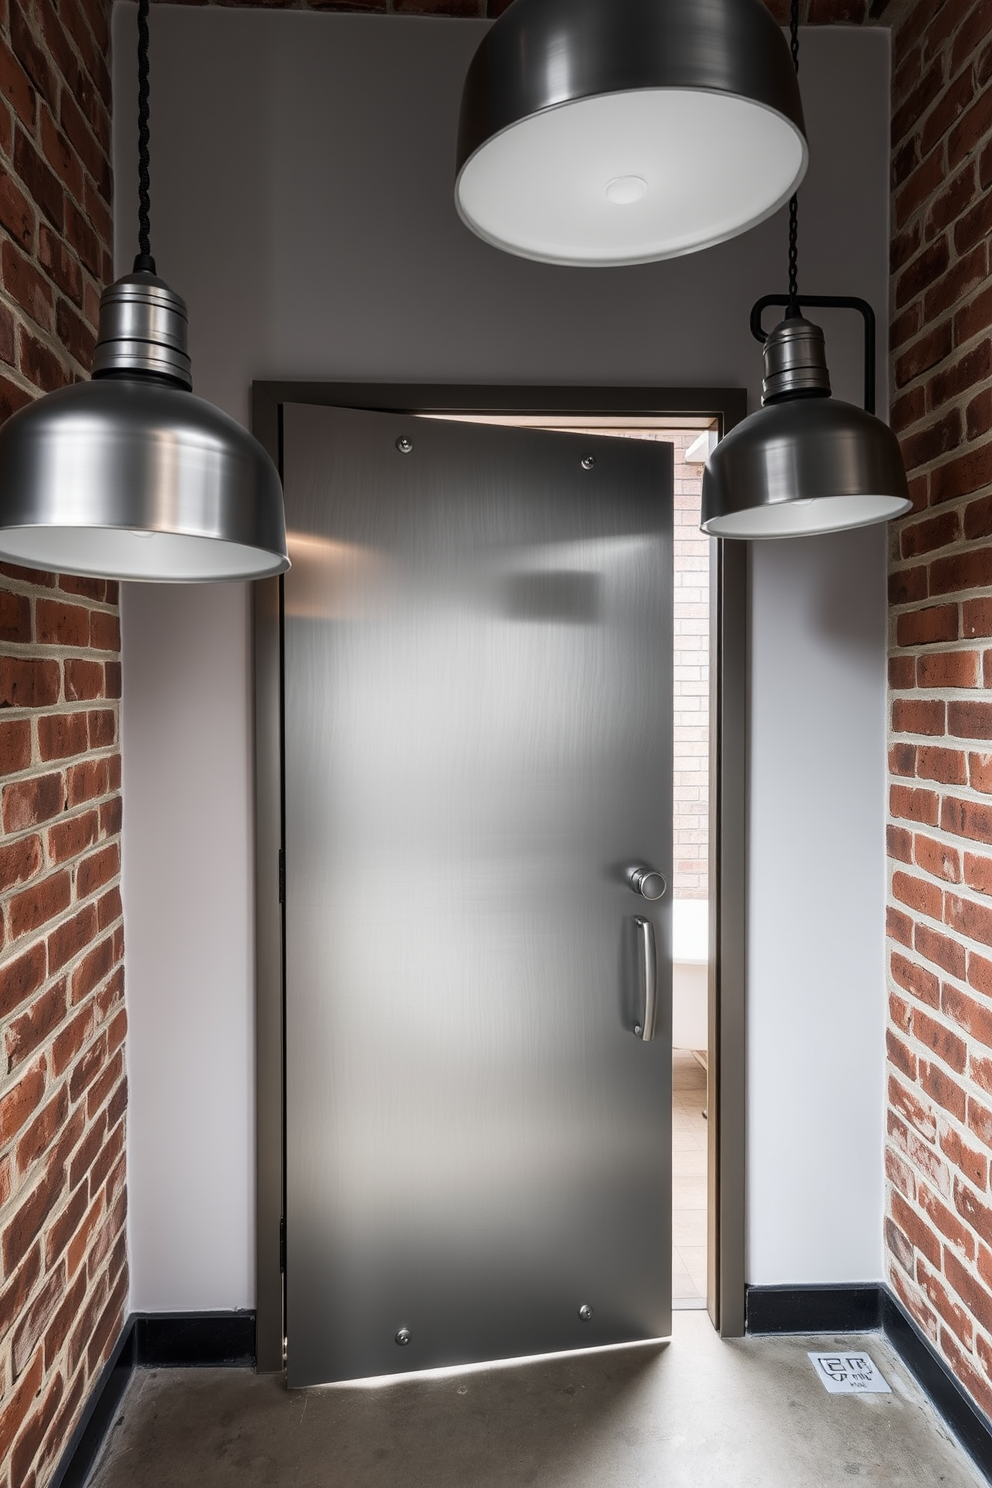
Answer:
[{"xmin": 749, "ymin": 294, "xmax": 876, "ymax": 415}]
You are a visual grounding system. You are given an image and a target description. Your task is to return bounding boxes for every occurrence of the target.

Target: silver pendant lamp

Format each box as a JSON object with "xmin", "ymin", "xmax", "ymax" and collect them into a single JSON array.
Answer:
[
  {"xmin": 701, "ymin": 0, "xmax": 910, "ymax": 540},
  {"xmin": 455, "ymin": 0, "xmax": 808, "ymax": 267},
  {"xmin": 0, "ymin": 0, "xmax": 288, "ymax": 582}
]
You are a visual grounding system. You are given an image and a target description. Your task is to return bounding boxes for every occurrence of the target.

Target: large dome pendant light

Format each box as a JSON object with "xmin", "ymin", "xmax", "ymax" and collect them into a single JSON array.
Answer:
[
  {"xmin": 0, "ymin": 0, "xmax": 289, "ymax": 582},
  {"xmin": 701, "ymin": 0, "xmax": 910, "ymax": 539},
  {"xmin": 455, "ymin": 0, "xmax": 809, "ymax": 267}
]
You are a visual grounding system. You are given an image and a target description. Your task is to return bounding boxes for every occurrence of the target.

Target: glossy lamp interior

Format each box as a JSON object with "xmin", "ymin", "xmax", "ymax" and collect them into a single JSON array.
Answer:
[
  {"xmin": 0, "ymin": 272, "xmax": 289, "ymax": 582},
  {"xmin": 456, "ymin": 0, "xmax": 808, "ymax": 266},
  {"xmin": 701, "ymin": 317, "xmax": 911, "ymax": 539}
]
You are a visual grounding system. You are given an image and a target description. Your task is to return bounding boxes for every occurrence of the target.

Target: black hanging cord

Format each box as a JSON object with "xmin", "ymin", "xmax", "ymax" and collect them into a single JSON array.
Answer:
[
  {"xmin": 787, "ymin": 0, "xmax": 800, "ymax": 315},
  {"xmin": 134, "ymin": 0, "xmax": 156, "ymax": 275}
]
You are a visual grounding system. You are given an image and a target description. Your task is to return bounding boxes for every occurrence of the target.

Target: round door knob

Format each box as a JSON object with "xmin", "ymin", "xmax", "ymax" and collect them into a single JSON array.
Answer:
[{"xmin": 626, "ymin": 865, "xmax": 666, "ymax": 901}]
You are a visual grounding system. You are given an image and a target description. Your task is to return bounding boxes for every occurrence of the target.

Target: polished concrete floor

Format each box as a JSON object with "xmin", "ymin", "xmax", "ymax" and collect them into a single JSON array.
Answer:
[
  {"xmin": 671, "ymin": 1048, "xmax": 707, "ymax": 1306},
  {"xmin": 89, "ymin": 1313, "xmax": 985, "ymax": 1488}
]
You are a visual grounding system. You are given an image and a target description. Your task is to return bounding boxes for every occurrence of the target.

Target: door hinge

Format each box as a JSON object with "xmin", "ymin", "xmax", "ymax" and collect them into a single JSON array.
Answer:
[
  {"xmin": 278, "ymin": 848, "xmax": 285, "ymax": 905},
  {"xmin": 279, "ymin": 1216, "xmax": 286, "ymax": 1273}
]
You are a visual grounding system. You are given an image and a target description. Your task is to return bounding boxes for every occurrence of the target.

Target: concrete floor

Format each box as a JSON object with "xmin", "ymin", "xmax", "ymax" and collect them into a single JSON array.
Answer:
[{"xmin": 89, "ymin": 1313, "xmax": 986, "ymax": 1488}]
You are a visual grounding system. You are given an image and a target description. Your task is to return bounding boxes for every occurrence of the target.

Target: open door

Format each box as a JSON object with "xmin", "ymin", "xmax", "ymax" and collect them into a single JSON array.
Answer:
[{"xmin": 281, "ymin": 404, "xmax": 673, "ymax": 1385}]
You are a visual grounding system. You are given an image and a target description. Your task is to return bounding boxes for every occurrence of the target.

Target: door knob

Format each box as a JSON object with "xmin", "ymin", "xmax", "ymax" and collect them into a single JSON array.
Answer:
[{"xmin": 626, "ymin": 864, "xmax": 666, "ymax": 901}]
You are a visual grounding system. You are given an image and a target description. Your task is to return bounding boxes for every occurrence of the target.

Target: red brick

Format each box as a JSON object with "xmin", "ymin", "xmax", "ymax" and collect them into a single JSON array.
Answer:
[
  {"xmin": 38, "ymin": 225, "xmax": 82, "ymax": 306},
  {"xmin": 10, "ymin": 1368, "xmax": 64, "ymax": 1488},
  {"xmin": 0, "ymin": 657, "xmax": 60, "ymax": 709},
  {"xmin": 968, "ymin": 1095, "xmax": 992, "ymax": 1151},
  {"xmin": 887, "ymin": 1028, "xmax": 917, "ymax": 1078},
  {"xmin": 941, "ymin": 795, "xmax": 992, "ymax": 844},
  {"xmin": 930, "ymin": 548, "xmax": 992, "ymax": 598},
  {"xmin": 895, "ymin": 318, "xmax": 953, "ymax": 389},
  {"xmin": 1, "ymin": 1146, "xmax": 66, "ymax": 1272},
  {"xmin": 0, "ymin": 1057, "xmax": 46, "ymax": 1147},
  {"xmin": 915, "ymin": 1010, "xmax": 967, "ymax": 1073},
  {"xmin": 0, "ymin": 1352, "xmax": 44, "ymax": 1466},
  {"xmin": 916, "ymin": 921, "xmax": 967, "ymax": 980},
  {"xmin": 896, "ymin": 606, "xmax": 957, "ymax": 647},
  {"xmin": 35, "ymin": 598, "xmax": 89, "ymax": 647},
  {"xmin": 888, "ymin": 905, "xmax": 914, "ymax": 947},
  {"xmin": 87, "ymin": 709, "xmax": 115, "ymax": 749},
  {"xmin": 64, "ymin": 659, "xmax": 105, "ymax": 701},
  {"xmin": 917, "ymin": 650, "xmax": 980, "ymax": 688},
  {"xmin": 890, "ymin": 1076, "xmax": 938, "ymax": 1142},
  {"xmin": 892, "ymin": 869, "xmax": 943, "ymax": 919},
  {"xmin": 70, "ymin": 934, "xmax": 115, "ymax": 1002},
  {"xmin": 0, "ymin": 831, "xmax": 43, "ymax": 892},
  {"xmin": 889, "ymin": 740, "xmax": 917, "ymax": 775},
  {"xmin": 945, "ymin": 892, "xmax": 992, "ymax": 947},
  {"xmin": 932, "ymin": 446, "xmax": 992, "ymax": 504},
  {"xmin": 887, "ymin": 1143, "xmax": 917, "ymax": 1201},
  {"xmin": 891, "ymin": 950, "xmax": 940, "ymax": 1006},
  {"xmin": 921, "ymin": 1058, "xmax": 967, "ymax": 1120},
  {"xmin": 888, "ymin": 824, "xmax": 913, "ymax": 863},
  {"xmin": 0, "ymin": 941, "xmax": 47, "ymax": 1020},
  {"xmin": 917, "ymin": 746, "xmax": 967, "ymax": 785},
  {"xmin": 914, "ymin": 834, "xmax": 961, "ymax": 882},
  {"xmin": 949, "ymin": 700, "xmax": 992, "ymax": 739},
  {"xmin": 0, "ymin": 717, "xmax": 31, "ymax": 773},
  {"xmin": 964, "ymin": 852, "xmax": 992, "ymax": 897},
  {"xmin": 16, "ymin": 1082, "xmax": 68, "ymax": 1171},
  {"xmin": 66, "ymin": 758, "xmax": 108, "ymax": 808},
  {"xmin": 890, "ymin": 564, "xmax": 928, "ymax": 605},
  {"xmin": 889, "ymin": 656, "xmax": 917, "ymax": 691},
  {"xmin": 76, "ymin": 843, "xmax": 119, "ymax": 901},
  {"xmin": 892, "ymin": 699, "xmax": 945, "ymax": 736},
  {"xmin": 51, "ymin": 1002, "xmax": 94, "ymax": 1079},
  {"xmin": 47, "ymin": 902, "xmax": 98, "ymax": 974},
  {"xmin": 901, "ymin": 510, "xmax": 959, "ymax": 558},
  {"xmin": 916, "ymin": 1256, "xmax": 975, "ymax": 1349},
  {"xmin": 88, "ymin": 610, "xmax": 120, "ymax": 652},
  {"xmin": 8, "ymin": 869, "xmax": 71, "ymax": 939},
  {"xmin": 5, "ymin": 982, "xmax": 66, "ymax": 1071},
  {"xmin": 48, "ymin": 809, "xmax": 99, "ymax": 864},
  {"xmin": 941, "ymin": 1125, "xmax": 988, "ymax": 1190},
  {"xmin": 968, "ymin": 750, "xmax": 992, "ymax": 791},
  {"xmin": 37, "ymin": 711, "xmax": 89, "ymax": 762}
]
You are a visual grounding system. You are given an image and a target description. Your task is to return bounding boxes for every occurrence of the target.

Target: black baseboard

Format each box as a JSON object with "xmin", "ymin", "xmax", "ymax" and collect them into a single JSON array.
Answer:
[
  {"xmin": 881, "ymin": 1290, "xmax": 992, "ymax": 1483},
  {"xmin": 50, "ymin": 1310, "xmax": 256, "ymax": 1488},
  {"xmin": 746, "ymin": 1283, "xmax": 992, "ymax": 1484},
  {"xmin": 50, "ymin": 1320, "xmax": 135, "ymax": 1488},
  {"xmin": 746, "ymin": 1284, "xmax": 882, "ymax": 1335}
]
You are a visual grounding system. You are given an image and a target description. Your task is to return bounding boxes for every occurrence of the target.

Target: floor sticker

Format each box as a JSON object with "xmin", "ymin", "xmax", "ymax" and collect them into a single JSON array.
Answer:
[{"xmin": 808, "ymin": 1351, "xmax": 892, "ymax": 1394}]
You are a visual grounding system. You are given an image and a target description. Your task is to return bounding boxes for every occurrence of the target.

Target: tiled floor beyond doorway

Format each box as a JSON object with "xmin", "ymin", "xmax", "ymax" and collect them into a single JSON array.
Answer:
[
  {"xmin": 672, "ymin": 1047, "xmax": 707, "ymax": 1307},
  {"xmin": 88, "ymin": 1313, "xmax": 985, "ymax": 1488}
]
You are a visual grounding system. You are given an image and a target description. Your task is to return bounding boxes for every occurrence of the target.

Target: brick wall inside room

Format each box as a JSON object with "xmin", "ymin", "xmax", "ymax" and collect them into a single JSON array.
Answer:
[
  {"xmin": 884, "ymin": 0, "xmax": 992, "ymax": 1426},
  {"xmin": 0, "ymin": 1, "xmax": 126, "ymax": 1487}
]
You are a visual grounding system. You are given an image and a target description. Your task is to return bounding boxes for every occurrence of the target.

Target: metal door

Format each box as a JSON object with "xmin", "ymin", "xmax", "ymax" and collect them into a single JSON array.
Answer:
[{"xmin": 283, "ymin": 404, "xmax": 673, "ymax": 1386}]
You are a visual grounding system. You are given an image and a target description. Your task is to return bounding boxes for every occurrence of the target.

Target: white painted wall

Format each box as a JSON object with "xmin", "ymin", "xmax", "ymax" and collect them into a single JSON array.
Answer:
[{"xmin": 114, "ymin": 6, "xmax": 890, "ymax": 1307}]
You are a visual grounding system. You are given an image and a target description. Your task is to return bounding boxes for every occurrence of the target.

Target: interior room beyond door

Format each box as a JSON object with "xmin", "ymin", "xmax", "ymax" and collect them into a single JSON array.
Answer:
[{"xmin": 281, "ymin": 405, "xmax": 674, "ymax": 1385}]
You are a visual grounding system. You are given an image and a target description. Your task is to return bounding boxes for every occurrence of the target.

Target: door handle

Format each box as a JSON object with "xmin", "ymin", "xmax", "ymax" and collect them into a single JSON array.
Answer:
[
  {"xmin": 633, "ymin": 916, "xmax": 657, "ymax": 1041},
  {"xmin": 626, "ymin": 864, "xmax": 666, "ymax": 901}
]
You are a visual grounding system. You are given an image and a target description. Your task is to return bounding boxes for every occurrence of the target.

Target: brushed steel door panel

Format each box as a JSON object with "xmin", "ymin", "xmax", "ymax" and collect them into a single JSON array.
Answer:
[{"xmin": 283, "ymin": 404, "xmax": 673, "ymax": 1386}]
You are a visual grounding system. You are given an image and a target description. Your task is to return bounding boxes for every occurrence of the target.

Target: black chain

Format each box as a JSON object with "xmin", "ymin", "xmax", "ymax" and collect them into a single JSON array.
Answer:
[
  {"xmin": 787, "ymin": 0, "xmax": 800, "ymax": 313},
  {"xmin": 135, "ymin": 0, "xmax": 155, "ymax": 273}
]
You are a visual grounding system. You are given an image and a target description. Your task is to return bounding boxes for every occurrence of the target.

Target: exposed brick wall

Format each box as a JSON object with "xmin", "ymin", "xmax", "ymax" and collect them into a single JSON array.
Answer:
[
  {"xmin": 0, "ymin": 2, "xmax": 125, "ymax": 1487},
  {"xmin": 166, "ymin": 0, "xmax": 895, "ymax": 23},
  {"xmin": 885, "ymin": 0, "xmax": 992, "ymax": 1426}
]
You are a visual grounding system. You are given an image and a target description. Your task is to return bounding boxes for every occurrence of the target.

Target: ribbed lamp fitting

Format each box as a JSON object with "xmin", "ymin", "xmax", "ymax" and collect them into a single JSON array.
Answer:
[
  {"xmin": 762, "ymin": 315, "xmax": 831, "ymax": 405},
  {"xmin": 92, "ymin": 271, "xmax": 193, "ymax": 389}
]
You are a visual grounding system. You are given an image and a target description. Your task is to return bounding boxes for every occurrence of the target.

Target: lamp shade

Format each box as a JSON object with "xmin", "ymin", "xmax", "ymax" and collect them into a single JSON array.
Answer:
[
  {"xmin": 700, "ymin": 397, "xmax": 912, "ymax": 539},
  {"xmin": 0, "ymin": 272, "xmax": 289, "ymax": 582},
  {"xmin": 455, "ymin": 0, "xmax": 808, "ymax": 267}
]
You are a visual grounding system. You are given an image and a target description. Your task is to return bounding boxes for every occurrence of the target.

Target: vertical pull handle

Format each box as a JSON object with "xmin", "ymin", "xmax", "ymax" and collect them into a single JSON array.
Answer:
[{"xmin": 633, "ymin": 916, "xmax": 657, "ymax": 1042}]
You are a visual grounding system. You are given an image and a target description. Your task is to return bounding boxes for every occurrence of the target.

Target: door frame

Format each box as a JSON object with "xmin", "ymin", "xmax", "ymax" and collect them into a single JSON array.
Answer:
[{"xmin": 251, "ymin": 382, "xmax": 749, "ymax": 1373}]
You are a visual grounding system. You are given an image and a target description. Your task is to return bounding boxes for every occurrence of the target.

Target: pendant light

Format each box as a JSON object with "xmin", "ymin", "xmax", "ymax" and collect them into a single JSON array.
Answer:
[
  {"xmin": 455, "ymin": 0, "xmax": 808, "ymax": 267},
  {"xmin": 0, "ymin": 0, "xmax": 289, "ymax": 582},
  {"xmin": 700, "ymin": 1, "xmax": 910, "ymax": 540}
]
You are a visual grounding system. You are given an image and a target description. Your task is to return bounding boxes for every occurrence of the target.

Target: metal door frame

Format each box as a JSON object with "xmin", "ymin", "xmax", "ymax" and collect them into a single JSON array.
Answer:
[{"xmin": 251, "ymin": 382, "xmax": 749, "ymax": 1373}]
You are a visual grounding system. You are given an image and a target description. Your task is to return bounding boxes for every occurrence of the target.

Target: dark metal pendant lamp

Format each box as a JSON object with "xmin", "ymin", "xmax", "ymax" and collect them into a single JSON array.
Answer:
[
  {"xmin": 455, "ymin": 0, "xmax": 809, "ymax": 267},
  {"xmin": 700, "ymin": 1, "xmax": 910, "ymax": 539},
  {"xmin": 0, "ymin": 0, "xmax": 289, "ymax": 581}
]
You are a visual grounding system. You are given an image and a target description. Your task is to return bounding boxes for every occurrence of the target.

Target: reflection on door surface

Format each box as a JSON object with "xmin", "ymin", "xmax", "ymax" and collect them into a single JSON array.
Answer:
[{"xmin": 282, "ymin": 404, "xmax": 673, "ymax": 1386}]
